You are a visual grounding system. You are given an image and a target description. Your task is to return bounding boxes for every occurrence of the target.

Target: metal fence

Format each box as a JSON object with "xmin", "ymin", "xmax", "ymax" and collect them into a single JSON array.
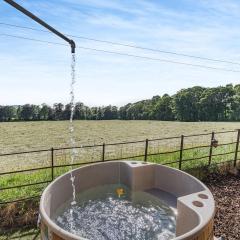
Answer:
[{"xmin": 0, "ymin": 129, "xmax": 240, "ymax": 205}]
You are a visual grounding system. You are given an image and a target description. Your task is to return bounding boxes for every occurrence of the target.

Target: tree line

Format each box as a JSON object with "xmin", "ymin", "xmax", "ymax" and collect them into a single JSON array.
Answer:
[{"xmin": 1, "ymin": 84, "xmax": 240, "ymax": 122}]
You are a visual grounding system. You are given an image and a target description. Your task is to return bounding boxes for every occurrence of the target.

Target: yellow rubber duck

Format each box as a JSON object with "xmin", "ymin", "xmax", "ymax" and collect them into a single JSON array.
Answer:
[{"xmin": 116, "ymin": 187, "xmax": 125, "ymax": 197}]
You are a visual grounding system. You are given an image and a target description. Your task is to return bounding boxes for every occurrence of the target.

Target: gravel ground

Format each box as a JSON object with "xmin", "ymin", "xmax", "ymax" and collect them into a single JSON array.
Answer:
[{"xmin": 204, "ymin": 172, "xmax": 240, "ymax": 240}]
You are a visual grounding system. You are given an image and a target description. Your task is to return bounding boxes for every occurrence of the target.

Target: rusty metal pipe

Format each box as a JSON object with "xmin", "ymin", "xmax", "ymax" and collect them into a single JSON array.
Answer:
[{"xmin": 4, "ymin": 0, "xmax": 76, "ymax": 53}]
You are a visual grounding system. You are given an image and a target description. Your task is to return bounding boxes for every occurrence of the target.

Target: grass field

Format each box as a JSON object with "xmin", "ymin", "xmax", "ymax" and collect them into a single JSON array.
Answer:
[
  {"xmin": 1, "ymin": 120, "xmax": 240, "ymax": 154},
  {"xmin": 1, "ymin": 120, "xmax": 240, "ymax": 203}
]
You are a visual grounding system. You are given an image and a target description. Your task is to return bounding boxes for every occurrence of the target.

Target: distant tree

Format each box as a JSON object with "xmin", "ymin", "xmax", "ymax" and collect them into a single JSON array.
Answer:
[
  {"xmin": 125, "ymin": 100, "xmax": 152, "ymax": 120},
  {"xmin": 228, "ymin": 84, "xmax": 240, "ymax": 121},
  {"xmin": 174, "ymin": 86, "xmax": 205, "ymax": 121},
  {"xmin": 230, "ymin": 95, "xmax": 240, "ymax": 121},
  {"xmin": 19, "ymin": 105, "xmax": 31, "ymax": 121},
  {"xmin": 53, "ymin": 103, "xmax": 64, "ymax": 120},
  {"xmin": 85, "ymin": 106, "xmax": 92, "ymax": 120},
  {"xmin": 97, "ymin": 107, "xmax": 104, "ymax": 120},
  {"xmin": 199, "ymin": 86, "xmax": 234, "ymax": 121},
  {"xmin": 126, "ymin": 103, "xmax": 138, "ymax": 120},
  {"xmin": 151, "ymin": 95, "xmax": 161, "ymax": 105},
  {"xmin": 74, "ymin": 102, "xmax": 87, "ymax": 120},
  {"xmin": 90, "ymin": 107, "xmax": 98, "ymax": 120},
  {"xmin": 39, "ymin": 104, "xmax": 53, "ymax": 120},
  {"xmin": 119, "ymin": 104, "xmax": 131, "ymax": 120},
  {"xmin": 62, "ymin": 104, "xmax": 72, "ymax": 120},
  {"xmin": 32, "ymin": 105, "xmax": 40, "ymax": 120},
  {"xmin": 111, "ymin": 106, "xmax": 118, "ymax": 119},
  {"xmin": 39, "ymin": 104, "xmax": 48, "ymax": 120},
  {"xmin": 102, "ymin": 106, "xmax": 113, "ymax": 120},
  {"xmin": 19, "ymin": 104, "xmax": 39, "ymax": 121},
  {"xmin": 153, "ymin": 94, "xmax": 175, "ymax": 120},
  {"xmin": 0, "ymin": 106, "xmax": 17, "ymax": 121},
  {"xmin": 17, "ymin": 105, "xmax": 22, "ymax": 120}
]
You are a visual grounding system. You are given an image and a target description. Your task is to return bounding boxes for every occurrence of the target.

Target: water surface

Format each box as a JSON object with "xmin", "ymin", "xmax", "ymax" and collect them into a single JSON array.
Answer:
[{"xmin": 54, "ymin": 184, "xmax": 176, "ymax": 240}]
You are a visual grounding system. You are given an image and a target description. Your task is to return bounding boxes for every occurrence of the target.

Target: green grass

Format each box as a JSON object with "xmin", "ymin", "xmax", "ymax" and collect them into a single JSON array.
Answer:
[
  {"xmin": 0, "ymin": 142, "xmax": 238, "ymax": 203},
  {"xmin": 0, "ymin": 228, "xmax": 40, "ymax": 240},
  {"xmin": 0, "ymin": 120, "xmax": 239, "ymax": 203}
]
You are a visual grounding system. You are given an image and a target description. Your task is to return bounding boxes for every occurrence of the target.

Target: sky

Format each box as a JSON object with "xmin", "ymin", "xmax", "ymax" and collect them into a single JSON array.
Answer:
[{"xmin": 1, "ymin": 0, "xmax": 240, "ymax": 106}]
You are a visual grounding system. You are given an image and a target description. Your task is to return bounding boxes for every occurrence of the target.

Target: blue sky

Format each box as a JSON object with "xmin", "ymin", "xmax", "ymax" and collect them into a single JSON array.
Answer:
[{"xmin": 1, "ymin": 0, "xmax": 240, "ymax": 106}]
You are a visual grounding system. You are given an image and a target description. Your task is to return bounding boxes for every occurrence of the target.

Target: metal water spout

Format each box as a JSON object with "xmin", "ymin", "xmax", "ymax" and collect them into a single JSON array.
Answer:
[{"xmin": 4, "ymin": 0, "xmax": 76, "ymax": 53}]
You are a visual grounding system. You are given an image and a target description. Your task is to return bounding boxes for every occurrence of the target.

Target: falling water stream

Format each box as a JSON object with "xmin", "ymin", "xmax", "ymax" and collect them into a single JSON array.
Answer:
[{"xmin": 69, "ymin": 53, "xmax": 77, "ymax": 231}]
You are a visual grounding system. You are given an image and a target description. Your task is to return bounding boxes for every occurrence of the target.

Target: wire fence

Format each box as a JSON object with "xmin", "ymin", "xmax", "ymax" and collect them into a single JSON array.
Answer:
[{"xmin": 0, "ymin": 129, "xmax": 240, "ymax": 205}]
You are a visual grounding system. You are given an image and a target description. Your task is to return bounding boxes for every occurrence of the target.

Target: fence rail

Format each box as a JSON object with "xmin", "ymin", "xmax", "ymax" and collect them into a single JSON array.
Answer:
[{"xmin": 1, "ymin": 129, "xmax": 240, "ymax": 205}]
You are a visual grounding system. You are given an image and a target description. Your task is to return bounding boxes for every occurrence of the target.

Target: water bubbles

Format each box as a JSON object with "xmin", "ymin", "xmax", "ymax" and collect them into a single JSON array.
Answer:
[
  {"xmin": 54, "ymin": 185, "xmax": 176, "ymax": 240},
  {"xmin": 157, "ymin": 229, "xmax": 175, "ymax": 240}
]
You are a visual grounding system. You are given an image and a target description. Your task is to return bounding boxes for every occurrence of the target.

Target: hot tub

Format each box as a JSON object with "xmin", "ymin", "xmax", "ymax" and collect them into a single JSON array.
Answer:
[{"xmin": 39, "ymin": 161, "xmax": 215, "ymax": 240}]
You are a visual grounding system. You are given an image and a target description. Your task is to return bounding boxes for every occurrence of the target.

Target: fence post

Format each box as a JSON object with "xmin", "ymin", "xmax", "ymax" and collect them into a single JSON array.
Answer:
[
  {"xmin": 179, "ymin": 135, "xmax": 184, "ymax": 170},
  {"xmin": 102, "ymin": 143, "xmax": 105, "ymax": 162},
  {"xmin": 234, "ymin": 129, "xmax": 240, "ymax": 167},
  {"xmin": 208, "ymin": 132, "xmax": 215, "ymax": 166},
  {"xmin": 144, "ymin": 139, "xmax": 149, "ymax": 162},
  {"xmin": 51, "ymin": 147, "xmax": 54, "ymax": 181}
]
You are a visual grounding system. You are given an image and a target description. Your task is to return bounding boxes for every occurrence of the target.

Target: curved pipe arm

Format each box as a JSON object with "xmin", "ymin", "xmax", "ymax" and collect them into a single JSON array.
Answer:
[{"xmin": 4, "ymin": 0, "xmax": 76, "ymax": 53}]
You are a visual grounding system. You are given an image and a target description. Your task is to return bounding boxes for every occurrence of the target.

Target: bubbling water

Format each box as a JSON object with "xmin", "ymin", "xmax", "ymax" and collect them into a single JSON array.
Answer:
[{"xmin": 54, "ymin": 184, "xmax": 176, "ymax": 240}]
